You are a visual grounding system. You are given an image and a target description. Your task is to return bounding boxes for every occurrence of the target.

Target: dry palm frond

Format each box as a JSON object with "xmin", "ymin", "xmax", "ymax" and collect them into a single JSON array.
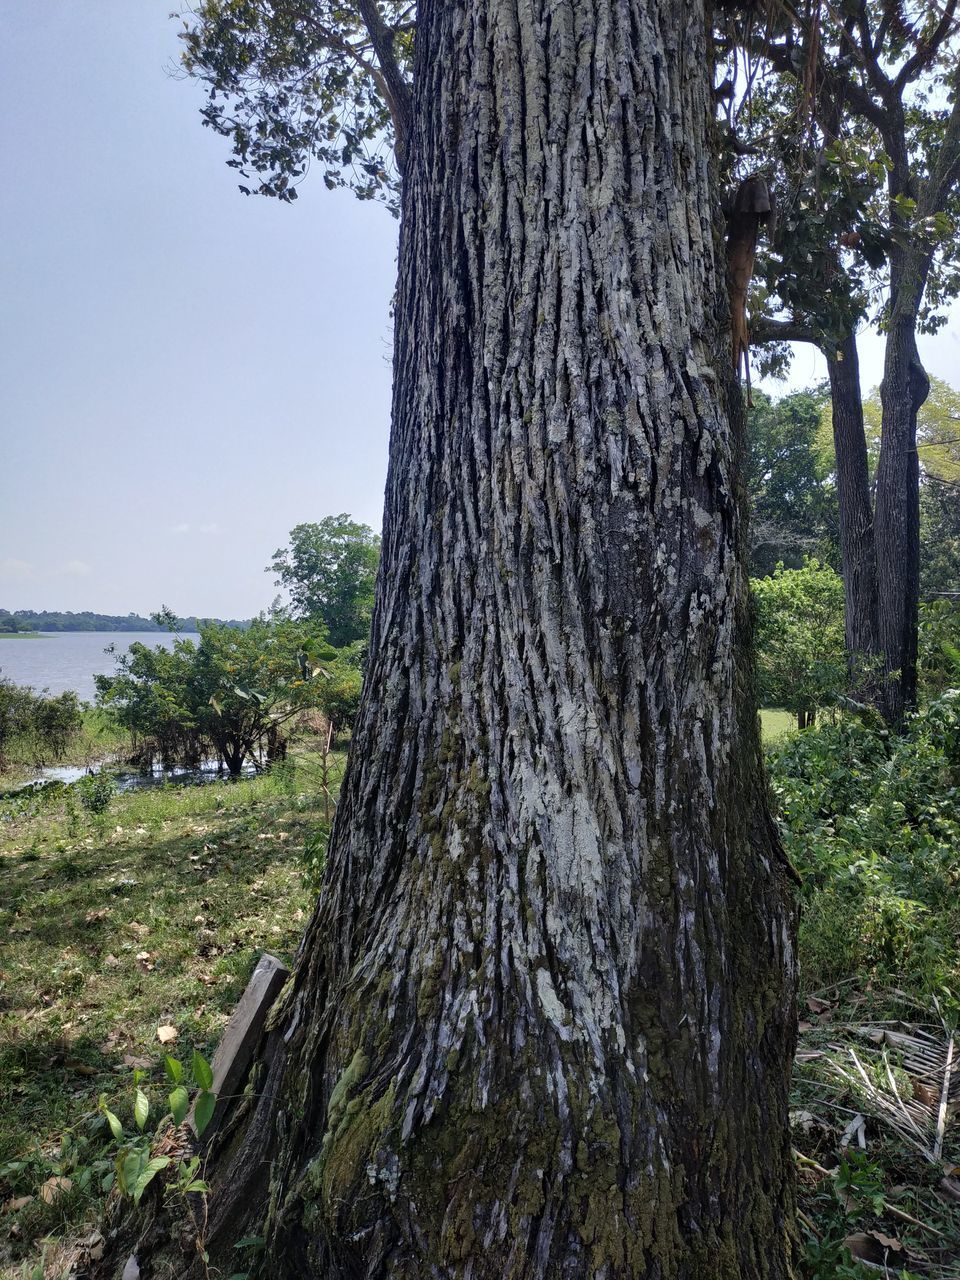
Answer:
[{"xmin": 812, "ymin": 1011, "xmax": 959, "ymax": 1164}]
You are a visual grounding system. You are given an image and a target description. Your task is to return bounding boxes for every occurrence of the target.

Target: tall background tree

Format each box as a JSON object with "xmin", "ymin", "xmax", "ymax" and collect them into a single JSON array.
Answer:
[
  {"xmin": 746, "ymin": 387, "xmax": 838, "ymax": 574},
  {"xmin": 100, "ymin": 3, "xmax": 799, "ymax": 1276},
  {"xmin": 722, "ymin": 0, "xmax": 960, "ymax": 722},
  {"xmin": 268, "ymin": 514, "xmax": 380, "ymax": 647}
]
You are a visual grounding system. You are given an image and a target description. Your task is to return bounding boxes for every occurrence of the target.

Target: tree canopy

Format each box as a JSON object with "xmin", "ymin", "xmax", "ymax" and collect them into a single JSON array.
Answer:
[
  {"xmin": 95, "ymin": 617, "xmax": 332, "ymax": 775},
  {"xmin": 177, "ymin": 0, "xmax": 414, "ymax": 212},
  {"xmin": 267, "ymin": 515, "xmax": 380, "ymax": 647},
  {"xmin": 753, "ymin": 558, "xmax": 848, "ymax": 728},
  {"xmin": 746, "ymin": 388, "xmax": 838, "ymax": 575}
]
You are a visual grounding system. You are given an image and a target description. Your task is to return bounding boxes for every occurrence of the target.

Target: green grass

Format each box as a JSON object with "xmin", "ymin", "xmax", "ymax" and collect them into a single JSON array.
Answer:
[
  {"xmin": 0, "ymin": 745, "xmax": 340, "ymax": 1275},
  {"xmin": 0, "ymin": 633, "xmax": 44, "ymax": 640},
  {"xmin": 760, "ymin": 706, "xmax": 797, "ymax": 742}
]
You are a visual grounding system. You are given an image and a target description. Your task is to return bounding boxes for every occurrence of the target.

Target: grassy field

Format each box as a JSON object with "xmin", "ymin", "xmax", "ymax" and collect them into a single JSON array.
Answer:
[
  {"xmin": 0, "ymin": 748, "xmax": 337, "ymax": 1277},
  {"xmin": 2, "ymin": 717, "xmax": 957, "ymax": 1278},
  {"xmin": 0, "ymin": 634, "xmax": 44, "ymax": 640},
  {"xmin": 760, "ymin": 706, "xmax": 797, "ymax": 742}
]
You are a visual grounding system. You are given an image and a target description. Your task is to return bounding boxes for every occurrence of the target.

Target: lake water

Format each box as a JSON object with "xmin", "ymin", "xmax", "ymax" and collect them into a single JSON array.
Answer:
[{"xmin": 0, "ymin": 632, "xmax": 178, "ymax": 703}]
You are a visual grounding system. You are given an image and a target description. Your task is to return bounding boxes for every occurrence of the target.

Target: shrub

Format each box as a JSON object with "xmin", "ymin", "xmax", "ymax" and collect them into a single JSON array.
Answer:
[
  {"xmin": 752, "ymin": 559, "xmax": 847, "ymax": 729},
  {"xmin": 769, "ymin": 692, "xmax": 960, "ymax": 1006},
  {"xmin": 76, "ymin": 773, "xmax": 114, "ymax": 816},
  {"xmin": 96, "ymin": 617, "xmax": 335, "ymax": 776},
  {"xmin": 0, "ymin": 678, "xmax": 82, "ymax": 769}
]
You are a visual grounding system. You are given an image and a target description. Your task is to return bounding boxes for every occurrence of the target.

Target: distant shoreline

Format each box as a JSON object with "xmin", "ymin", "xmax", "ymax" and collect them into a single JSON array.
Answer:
[{"xmin": 0, "ymin": 632, "xmax": 45, "ymax": 640}]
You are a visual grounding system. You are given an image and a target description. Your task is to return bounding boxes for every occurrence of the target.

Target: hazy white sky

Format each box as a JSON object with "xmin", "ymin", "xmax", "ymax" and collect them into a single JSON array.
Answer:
[
  {"xmin": 1, "ymin": 1, "xmax": 397, "ymax": 618},
  {"xmin": 1, "ymin": 3, "xmax": 957, "ymax": 618}
]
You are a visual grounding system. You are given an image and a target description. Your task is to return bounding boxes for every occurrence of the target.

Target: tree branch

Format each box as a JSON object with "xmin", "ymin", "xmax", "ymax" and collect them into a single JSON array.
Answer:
[
  {"xmin": 356, "ymin": 0, "xmax": 413, "ymax": 167},
  {"xmin": 751, "ymin": 315, "xmax": 823, "ymax": 347},
  {"xmin": 920, "ymin": 62, "xmax": 960, "ymax": 215},
  {"xmin": 894, "ymin": 0, "xmax": 959, "ymax": 93}
]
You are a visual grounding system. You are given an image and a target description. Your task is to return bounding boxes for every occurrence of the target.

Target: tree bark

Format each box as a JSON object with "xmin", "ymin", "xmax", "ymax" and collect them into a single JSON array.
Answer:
[
  {"xmin": 824, "ymin": 332, "xmax": 880, "ymax": 689},
  {"xmin": 108, "ymin": 3, "xmax": 798, "ymax": 1277},
  {"xmin": 874, "ymin": 315, "xmax": 928, "ymax": 724}
]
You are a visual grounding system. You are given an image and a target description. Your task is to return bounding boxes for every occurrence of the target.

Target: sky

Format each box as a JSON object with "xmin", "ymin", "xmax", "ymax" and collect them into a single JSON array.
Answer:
[
  {"xmin": 0, "ymin": 2, "xmax": 397, "ymax": 618},
  {"xmin": 1, "ymin": 3, "xmax": 957, "ymax": 619}
]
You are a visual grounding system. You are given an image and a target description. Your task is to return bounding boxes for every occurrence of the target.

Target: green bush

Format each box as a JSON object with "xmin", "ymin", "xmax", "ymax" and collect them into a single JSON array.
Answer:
[
  {"xmin": 918, "ymin": 598, "xmax": 960, "ymax": 699},
  {"xmin": 752, "ymin": 559, "xmax": 847, "ymax": 729},
  {"xmin": 76, "ymin": 773, "xmax": 114, "ymax": 816},
  {"xmin": 0, "ymin": 678, "xmax": 82, "ymax": 770},
  {"xmin": 95, "ymin": 617, "xmax": 334, "ymax": 776},
  {"xmin": 769, "ymin": 691, "xmax": 960, "ymax": 1007}
]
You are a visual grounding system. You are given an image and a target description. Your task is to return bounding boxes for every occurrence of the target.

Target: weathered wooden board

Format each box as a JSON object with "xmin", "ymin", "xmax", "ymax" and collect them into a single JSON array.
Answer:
[{"xmin": 190, "ymin": 952, "xmax": 288, "ymax": 1140}]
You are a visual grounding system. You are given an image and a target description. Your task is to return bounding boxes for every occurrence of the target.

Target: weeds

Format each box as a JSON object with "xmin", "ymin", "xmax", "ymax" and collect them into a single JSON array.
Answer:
[{"xmin": 0, "ymin": 747, "xmax": 338, "ymax": 1275}]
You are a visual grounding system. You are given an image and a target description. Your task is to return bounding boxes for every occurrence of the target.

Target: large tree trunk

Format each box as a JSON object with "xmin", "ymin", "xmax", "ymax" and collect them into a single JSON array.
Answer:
[
  {"xmin": 129, "ymin": 4, "xmax": 798, "ymax": 1277},
  {"xmin": 824, "ymin": 332, "xmax": 880, "ymax": 689}
]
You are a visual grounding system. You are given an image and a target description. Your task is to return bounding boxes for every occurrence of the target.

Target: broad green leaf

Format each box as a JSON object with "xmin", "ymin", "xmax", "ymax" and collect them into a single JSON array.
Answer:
[
  {"xmin": 164, "ymin": 1055, "xmax": 184, "ymax": 1086},
  {"xmin": 134, "ymin": 1088, "xmax": 150, "ymax": 1132},
  {"xmin": 194, "ymin": 1089, "xmax": 216, "ymax": 1137},
  {"xmin": 119, "ymin": 1149, "xmax": 145, "ymax": 1196},
  {"xmin": 103, "ymin": 1108, "xmax": 124, "ymax": 1143},
  {"xmin": 192, "ymin": 1050, "xmax": 214, "ymax": 1092},
  {"xmin": 132, "ymin": 1155, "xmax": 171, "ymax": 1205},
  {"xmin": 169, "ymin": 1085, "xmax": 190, "ymax": 1126}
]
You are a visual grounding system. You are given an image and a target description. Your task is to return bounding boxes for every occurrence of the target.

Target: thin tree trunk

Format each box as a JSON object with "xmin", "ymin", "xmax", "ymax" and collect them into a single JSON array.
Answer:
[
  {"xmin": 105, "ymin": 3, "xmax": 798, "ymax": 1277},
  {"xmin": 875, "ymin": 279, "xmax": 930, "ymax": 725},
  {"xmin": 825, "ymin": 332, "xmax": 880, "ymax": 691}
]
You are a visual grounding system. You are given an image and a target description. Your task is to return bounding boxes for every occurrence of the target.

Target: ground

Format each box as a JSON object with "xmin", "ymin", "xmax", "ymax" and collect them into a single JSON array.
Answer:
[
  {"xmin": 1, "ymin": 721, "xmax": 958, "ymax": 1279},
  {"xmin": 760, "ymin": 706, "xmax": 797, "ymax": 741},
  {"xmin": 0, "ymin": 749, "xmax": 332, "ymax": 1278}
]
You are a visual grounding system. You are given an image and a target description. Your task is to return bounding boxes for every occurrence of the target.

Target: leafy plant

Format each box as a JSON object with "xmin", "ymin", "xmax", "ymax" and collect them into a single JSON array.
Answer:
[
  {"xmin": 76, "ymin": 773, "xmax": 114, "ymax": 816},
  {"xmin": 0, "ymin": 678, "xmax": 82, "ymax": 771},
  {"xmin": 268, "ymin": 516, "xmax": 380, "ymax": 647},
  {"xmin": 96, "ymin": 617, "xmax": 335, "ymax": 775},
  {"xmin": 801, "ymin": 1153, "xmax": 886, "ymax": 1280},
  {"xmin": 99, "ymin": 1050, "xmax": 217, "ymax": 1206},
  {"xmin": 753, "ymin": 559, "xmax": 848, "ymax": 729},
  {"xmin": 769, "ymin": 693, "xmax": 960, "ymax": 1007}
]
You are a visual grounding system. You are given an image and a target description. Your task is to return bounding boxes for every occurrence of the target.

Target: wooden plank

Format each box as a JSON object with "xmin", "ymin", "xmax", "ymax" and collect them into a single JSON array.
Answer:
[{"xmin": 190, "ymin": 952, "xmax": 289, "ymax": 1140}]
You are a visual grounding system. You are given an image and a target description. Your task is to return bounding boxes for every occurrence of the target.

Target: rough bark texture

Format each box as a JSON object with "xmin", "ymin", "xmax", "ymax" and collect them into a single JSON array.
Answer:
[
  {"xmin": 874, "ymin": 307, "xmax": 929, "ymax": 725},
  {"xmin": 824, "ymin": 332, "xmax": 880, "ymax": 686},
  {"xmin": 133, "ymin": 3, "xmax": 798, "ymax": 1277}
]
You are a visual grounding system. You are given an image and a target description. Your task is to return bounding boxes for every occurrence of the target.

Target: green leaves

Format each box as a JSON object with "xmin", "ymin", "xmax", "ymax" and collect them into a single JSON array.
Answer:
[
  {"xmin": 98, "ymin": 1045, "xmax": 220, "ymax": 1210},
  {"xmin": 268, "ymin": 516, "xmax": 380, "ymax": 647},
  {"xmin": 134, "ymin": 1088, "xmax": 150, "ymax": 1132},
  {"xmin": 169, "ymin": 1086, "xmax": 190, "ymax": 1127},
  {"xmin": 753, "ymin": 559, "xmax": 848, "ymax": 723},
  {"xmin": 132, "ymin": 1156, "xmax": 171, "ymax": 1204},
  {"xmin": 179, "ymin": 3, "xmax": 407, "ymax": 213},
  {"xmin": 101, "ymin": 1102, "xmax": 124, "ymax": 1143},
  {"xmin": 192, "ymin": 1050, "xmax": 213, "ymax": 1092},
  {"xmin": 194, "ymin": 1090, "xmax": 216, "ymax": 1138},
  {"xmin": 97, "ymin": 615, "xmax": 332, "ymax": 775},
  {"xmin": 116, "ymin": 1149, "xmax": 171, "ymax": 1204}
]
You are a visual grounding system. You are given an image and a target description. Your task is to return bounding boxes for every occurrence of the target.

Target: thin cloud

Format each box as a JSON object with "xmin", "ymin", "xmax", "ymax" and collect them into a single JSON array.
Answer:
[
  {"xmin": 170, "ymin": 522, "xmax": 191, "ymax": 535},
  {"xmin": 0, "ymin": 557, "xmax": 36, "ymax": 581},
  {"xmin": 58, "ymin": 560, "xmax": 92, "ymax": 576}
]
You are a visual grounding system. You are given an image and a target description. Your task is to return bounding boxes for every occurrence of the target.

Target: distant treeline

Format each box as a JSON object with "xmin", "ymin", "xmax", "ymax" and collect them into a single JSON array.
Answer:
[{"xmin": 0, "ymin": 610, "xmax": 249, "ymax": 634}]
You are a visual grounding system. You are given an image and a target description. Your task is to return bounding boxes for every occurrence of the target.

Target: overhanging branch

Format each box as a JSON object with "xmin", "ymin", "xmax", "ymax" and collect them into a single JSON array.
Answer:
[{"xmin": 357, "ymin": 0, "xmax": 413, "ymax": 167}]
